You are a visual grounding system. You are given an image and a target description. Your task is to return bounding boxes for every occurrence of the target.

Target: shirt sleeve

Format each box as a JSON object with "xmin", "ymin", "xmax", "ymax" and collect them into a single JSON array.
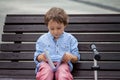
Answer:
[
  {"xmin": 70, "ymin": 36, "xmax": 80, "ymax": 60},
  {"xmin": 34, "ymin": 38, "xmax": 45, "ymax": 64}
]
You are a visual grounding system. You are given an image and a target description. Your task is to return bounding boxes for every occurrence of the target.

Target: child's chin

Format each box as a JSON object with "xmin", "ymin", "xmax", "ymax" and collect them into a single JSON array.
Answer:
[{"xmin": 54, "ymin": 37, "xmax": 59, "ymax": 39}]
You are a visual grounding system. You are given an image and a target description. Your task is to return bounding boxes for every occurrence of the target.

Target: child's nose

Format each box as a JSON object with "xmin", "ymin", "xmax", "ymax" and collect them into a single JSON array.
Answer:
[{"xmin": 54, "ymin": 30, "xmax": 58, "ymax": 34}]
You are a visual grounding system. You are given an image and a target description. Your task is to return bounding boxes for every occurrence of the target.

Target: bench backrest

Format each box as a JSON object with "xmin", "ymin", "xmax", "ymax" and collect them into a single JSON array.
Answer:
[{"xmin": 0, "ymin": 14, "xmax": 120, "ymax": 80}]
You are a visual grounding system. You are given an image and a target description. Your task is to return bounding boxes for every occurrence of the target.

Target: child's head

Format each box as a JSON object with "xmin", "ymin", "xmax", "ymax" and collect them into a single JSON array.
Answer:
[
  {"xmin": 44, "ymin": 7, "xmax": 68, "ymax": 26},
  {"xmin": 44, "ymin": 7, "xmax": 69, "ymax": 39}
]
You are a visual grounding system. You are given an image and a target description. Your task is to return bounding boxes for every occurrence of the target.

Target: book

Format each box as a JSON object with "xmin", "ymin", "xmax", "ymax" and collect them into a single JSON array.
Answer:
[
  {"xmin": 44, "ymin": 50, "xmax": 64, "ymax": 72},
  {"xmin": 44, "ymin": 50, "xmax": 56, "ymax": 71}
]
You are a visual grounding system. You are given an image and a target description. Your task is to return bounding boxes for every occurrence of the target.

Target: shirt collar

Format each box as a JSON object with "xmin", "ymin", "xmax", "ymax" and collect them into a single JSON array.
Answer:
[{"xmin": 48, "ymin": 31, "xmax": 65, "ymax": 40}]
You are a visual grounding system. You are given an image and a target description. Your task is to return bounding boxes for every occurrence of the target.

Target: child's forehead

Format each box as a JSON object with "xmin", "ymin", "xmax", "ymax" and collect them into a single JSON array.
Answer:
[
  {"xmin": 48, "ymin": 20, "xmax": 64, "ymax": 25},
  {"xmin": 48, "ymin": 20, "xmax": 64, "ymax": 28}
]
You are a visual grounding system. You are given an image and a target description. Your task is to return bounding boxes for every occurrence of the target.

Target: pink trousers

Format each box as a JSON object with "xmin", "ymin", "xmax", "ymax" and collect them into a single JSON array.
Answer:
[{"xmin": 36, "ymin": 62, "xmax": 73, "ymax": 80}]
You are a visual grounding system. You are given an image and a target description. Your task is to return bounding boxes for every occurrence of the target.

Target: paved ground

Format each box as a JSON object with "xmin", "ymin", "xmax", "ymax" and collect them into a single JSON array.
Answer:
[{"xmin": 0, "ymin": 0, "xmax": 120, "ymax": 42}]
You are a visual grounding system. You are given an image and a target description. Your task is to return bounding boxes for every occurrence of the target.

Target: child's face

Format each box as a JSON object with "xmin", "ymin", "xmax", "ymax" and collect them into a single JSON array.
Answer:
[{"xmin": 48, "ymin": 20, "xmax": 65, "ymax": 39}]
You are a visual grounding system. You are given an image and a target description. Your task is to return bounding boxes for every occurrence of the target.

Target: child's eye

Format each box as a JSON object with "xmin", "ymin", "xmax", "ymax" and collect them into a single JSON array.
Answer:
[
  {"xmin": 50, "ymin": 28, "xmax": 54, "ymax": 30},
  {"xmin": 57, "ymin": 27, "xmax": 61, "ymax": 30}
]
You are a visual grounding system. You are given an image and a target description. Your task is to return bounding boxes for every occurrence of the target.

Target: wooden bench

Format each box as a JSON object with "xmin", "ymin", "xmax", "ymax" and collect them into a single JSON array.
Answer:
[{"xmin": 0, "ymin": 14, "xmax": 120, "ymax": 80}]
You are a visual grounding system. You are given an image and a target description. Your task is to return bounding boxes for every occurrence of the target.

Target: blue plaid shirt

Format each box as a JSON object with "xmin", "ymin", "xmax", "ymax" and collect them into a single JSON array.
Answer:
[{"xmin": 34, "ymin": 32, "xmax": 80, "ymax": 73}]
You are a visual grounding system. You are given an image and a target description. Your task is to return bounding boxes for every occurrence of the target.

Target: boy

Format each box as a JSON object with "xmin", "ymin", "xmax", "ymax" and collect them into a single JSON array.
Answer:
[{"xmin": 34, "ymin": 7, "xmax": 80, "ymax": 80}]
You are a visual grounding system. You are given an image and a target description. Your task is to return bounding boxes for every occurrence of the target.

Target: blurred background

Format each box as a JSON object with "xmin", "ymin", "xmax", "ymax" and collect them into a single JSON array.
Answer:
[{"xmin": 0, "ymin": 0, "xmax": 120, "ymax": 42}]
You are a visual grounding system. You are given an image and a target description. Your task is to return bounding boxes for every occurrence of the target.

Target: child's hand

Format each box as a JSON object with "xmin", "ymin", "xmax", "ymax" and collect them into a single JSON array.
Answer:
[
  {"xmin": 37, "ymin": 53, "xmax": 47, "ymax": 62},
  {"xmin": 62, "ymin": 52, "xmax": 73, "ymax": 63},
  {"xmin": 62, "ymin": 52, "xmax": 78, "ymax": 63}
]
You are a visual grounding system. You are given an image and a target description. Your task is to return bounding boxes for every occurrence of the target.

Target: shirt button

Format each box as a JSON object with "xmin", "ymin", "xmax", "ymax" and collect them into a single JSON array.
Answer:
[{"xmin": 48, "ymin": 45, "xmax": 50, "ymax": 47}]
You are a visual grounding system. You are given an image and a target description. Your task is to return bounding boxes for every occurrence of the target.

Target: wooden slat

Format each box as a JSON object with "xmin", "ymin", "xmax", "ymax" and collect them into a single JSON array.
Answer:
[
  {"xmin": 3, "ymin": 24, "xmax": 47, "ymax": 33},
  {"xmin": 0, "ymin": 52, "xmax": 120, "ymax": 61},
  {"xmin": 78, "ymin": 44, "xmax": 120, "ymax": 52},
  {"xmin": 80, "ymin": 53, "xmax": 120, "ymax": 61},
  {"xmin": 0, "ymin": 62, "xmax": 35, "ymax": 70},
  {"xmin": 0, "ymin": 52, "xmax": 33, "ymax": 60},
  {"xmin": 0, "ymin": 69, "xmax": 35, "ymax": 80},
  {"xmin": 2, "ymin": 34, "xmax": 42, "ymax": 42},
  {"xmin": 67, "ymin": 24, "xmax": 120, "ymax": 32},
  {"xmin": 5, "ymin": 14, "xmax": 120, "ymax": 24},
  {"xmin": 5, "ymin": 15, "xmax": 44, "ymax": 24},
  {"xmin": 72, "ymin": 71, "xmax": 120, "ymax": 78},
  {"xmin": 0, "ymin": 70, "xmax": 35, "ymax": 76},
  {"xmin": 73, "ymin": 78, "xmax": 120, "ymax": 80},
  {"xmin": 69, "ymin": 15, "xmax": 120, "ymax": 23},
  {"xmin": 3, "ymin": 24, "xmax": 120, "ymax": 32},
  {"xmin": 0, "ymin": 78, "xmax": 35, "ymax": 80},
  {"xmin": 1, "ymin": 44, "xmax": 120, "ymax": 52},
  {"xmin": 0, "ymin": 44, "xmax": 35, "ymax": 51},
  {"xmin": 2, "ymin": 34, "xmax": 120, "ymax": 42},
  {"xmin": 73, "ymin": 61, "xmax": 120, "ymax": 70},
  {"xmin": 0, "ymin": 73, "xmax": 35, "ymax": 80},
  {"xmin": 0, "ymin": 71, "xmax": 120, "ymax": 80},
  {"xmin": 0, "ymin": 62, "xmax": 120, "ymax": 71}
]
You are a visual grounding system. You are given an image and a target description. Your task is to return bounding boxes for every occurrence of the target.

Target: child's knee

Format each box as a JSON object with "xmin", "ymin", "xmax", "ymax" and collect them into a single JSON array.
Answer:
[
  {"xmin": 55, "ymin": 63, "xmax": 73, "ymax": 80},
  {"xmin": 36, "ymin": 63, "xmax": 54, "ymax": 80},
  {"xmin": 37, "ymin": 62, "xmax": 53, "ymax": 78},
  {"xmin": 57, "ymin": 63, "xmax": 69, "ymax": 71},
  {"xmin": 39, "ymin": 62, "xmax": 53, "ymax": 73}
]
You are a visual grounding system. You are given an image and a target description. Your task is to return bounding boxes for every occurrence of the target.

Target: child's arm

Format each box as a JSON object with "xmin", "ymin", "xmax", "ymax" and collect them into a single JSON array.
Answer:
[{"xmin": 62, "ymin": 52, "xmax": 78, "ymax": 63}]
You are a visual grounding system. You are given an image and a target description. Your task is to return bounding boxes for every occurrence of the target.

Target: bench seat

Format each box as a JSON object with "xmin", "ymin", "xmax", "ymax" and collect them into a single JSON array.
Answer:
[{"xmin": 0, "ymin": 14, "xmax": 120, "ymax": 80}]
